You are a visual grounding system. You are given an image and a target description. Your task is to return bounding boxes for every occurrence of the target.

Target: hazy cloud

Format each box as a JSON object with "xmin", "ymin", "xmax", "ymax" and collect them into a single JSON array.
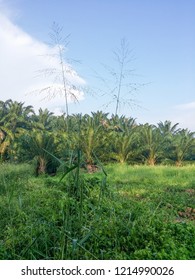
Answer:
[
  {"xmin": 175, "ymin": 101, "xmax": 195, "ymax": 110},
  {"xmin": 0, "ymin": 11, "xmax": 85, "ymax": 113}
]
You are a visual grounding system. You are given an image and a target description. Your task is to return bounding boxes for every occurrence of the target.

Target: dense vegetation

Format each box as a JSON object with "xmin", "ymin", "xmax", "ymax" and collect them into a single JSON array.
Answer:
[
  {"xmin": 1, "ymin": 99, "xmax": 195, "ymax": 170},
  {"xmin": 0, "ymin": 99, "xmax": 195, "ymax": 260}
]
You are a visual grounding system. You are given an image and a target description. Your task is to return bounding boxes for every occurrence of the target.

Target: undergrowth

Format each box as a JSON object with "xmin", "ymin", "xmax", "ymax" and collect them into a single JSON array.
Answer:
[{"xmin": 0, "ymin": 163, "xmax": 195, "ymax": 259}]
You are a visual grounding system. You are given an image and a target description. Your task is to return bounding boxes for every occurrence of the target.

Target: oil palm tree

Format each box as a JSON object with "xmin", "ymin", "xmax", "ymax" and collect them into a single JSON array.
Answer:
[
  {"xmin": 109, "ymin": 116, "xmax": 137, "ymax": 163},
  {"xmin": 32, "ymin": 108, "xmax": 54, "ymax": 131},
  {"xmin": 139, "ymin": 124, "xmax": 164, "ymax": 165},
  {"xmin": 172, "ymin": 129, "xmax": 195, "ymax": 166},
  {"xmin": 22, "ymin": 129, "xmax": 59, "ymax": 175},
  {"xmin": 158, "ymin": 120, "xmax": 180, "ymax": 137},
  {"xmin": 0, "ymin": 127, "xmax": 14, "ymax": 161},
  {"xmin": 110, "ymin": 130, "xmax": 137, "ymax": 163},
  {"xmin": 0, "ymin": 100, "xmax": 34, "ymax": 160},
  {"xmin": 157, "ymin": 120, "xmax": 181, "ymax": 162},
  {"xmin": 2, "ymin": 100, "xmax": 34, "ymax": 132},
  {"xmin": 80, "ymin": 115, "xmax": 102, "ymax": 167}
]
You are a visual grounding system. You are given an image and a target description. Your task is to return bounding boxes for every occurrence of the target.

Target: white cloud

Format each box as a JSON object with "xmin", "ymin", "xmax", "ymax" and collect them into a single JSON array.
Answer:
[{"xmin": 0, "ymin": 11, "xmax": 85, "ymax": 114}]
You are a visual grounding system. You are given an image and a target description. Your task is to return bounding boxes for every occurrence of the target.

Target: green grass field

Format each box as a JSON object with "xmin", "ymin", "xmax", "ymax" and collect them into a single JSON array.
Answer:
[{"xmin": 0, "ymin": 163, "xmax": 195, "ymax": 260}]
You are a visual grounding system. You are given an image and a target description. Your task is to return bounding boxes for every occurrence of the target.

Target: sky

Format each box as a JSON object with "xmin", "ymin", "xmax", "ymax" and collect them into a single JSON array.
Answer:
[{"xmin": 0, "ymin": 0, "xmax": 195, "ymax": 130}]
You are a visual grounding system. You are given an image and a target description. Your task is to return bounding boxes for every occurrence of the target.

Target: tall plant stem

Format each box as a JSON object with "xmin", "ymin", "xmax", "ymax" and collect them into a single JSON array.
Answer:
[
  {"xmin": 58, "ymin": 44, "xmax": 69, "ymax": 131},
  {"xmin": 115, "ymin": 59, "xmax": 124, "ymax": 115}
]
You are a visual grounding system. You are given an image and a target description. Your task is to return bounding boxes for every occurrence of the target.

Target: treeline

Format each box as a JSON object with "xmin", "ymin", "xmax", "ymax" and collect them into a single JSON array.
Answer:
[{"xmin": 0, "ymin": 99, "xmax": 195, "ymax": 174}]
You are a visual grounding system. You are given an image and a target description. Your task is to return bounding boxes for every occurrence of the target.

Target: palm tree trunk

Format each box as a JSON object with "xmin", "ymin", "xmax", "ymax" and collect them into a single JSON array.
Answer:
[
  {"xmin": 37, "ymin": 157, "xmax": 47, "ymax": 175},
  {"xmin": 176, "ymin": 160, "xmax": 183, "ymax": 167},
  {"xmin": 147, "ymin": 157, "xmax": 156, "ymax": 166}
]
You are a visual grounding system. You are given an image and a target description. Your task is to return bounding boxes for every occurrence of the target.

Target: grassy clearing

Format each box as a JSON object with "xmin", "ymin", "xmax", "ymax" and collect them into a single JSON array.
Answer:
[{"xmin": 0, "ymin": 163, "xmax": 195, "ymax": 260}]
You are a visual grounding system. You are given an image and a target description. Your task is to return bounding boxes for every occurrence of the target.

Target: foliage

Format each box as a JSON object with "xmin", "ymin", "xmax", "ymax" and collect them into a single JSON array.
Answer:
[{"xmin": 0, "ymin": 99, "xmax": 194, "ymax": 167}]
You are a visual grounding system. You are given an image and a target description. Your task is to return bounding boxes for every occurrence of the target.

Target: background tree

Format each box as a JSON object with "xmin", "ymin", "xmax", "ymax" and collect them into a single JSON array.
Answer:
[
  {"xmin": 1, "ymin": 99, "xmax": 195, "ymax": 168},
  {"xmin": 171, "ymin": 129, "xmax": 195, "ymax": 166},
  {"xmin": 109, "ymin": 116, "xmax": 137, "ymax": 163},
  {"xmin": 0, "ymin": 100, "xmax": 34, "ymax": 161},
  {"xmin": 158, "ymin": 120, "xmax": 180, "ymax": 137},
  {"xmin": 138, "ymin": 124, "xmax": 164, "ymax": 165},
  {"xmin": 21, "ymin": 129, "xmax": 59, "ymax": 175},
  {"xmin": 157, "ymin": 120, "xmax": 181, "ymax": 163},
  {"xmin": 32, "ymin": 108, "xmax": 54, "ymax": 131}
]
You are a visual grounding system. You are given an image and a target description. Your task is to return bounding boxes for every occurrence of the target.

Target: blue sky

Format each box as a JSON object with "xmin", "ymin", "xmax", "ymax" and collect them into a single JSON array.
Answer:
[{"xmin": 0, "ymin": 0, "xmax": 195, "ymax": 130}]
